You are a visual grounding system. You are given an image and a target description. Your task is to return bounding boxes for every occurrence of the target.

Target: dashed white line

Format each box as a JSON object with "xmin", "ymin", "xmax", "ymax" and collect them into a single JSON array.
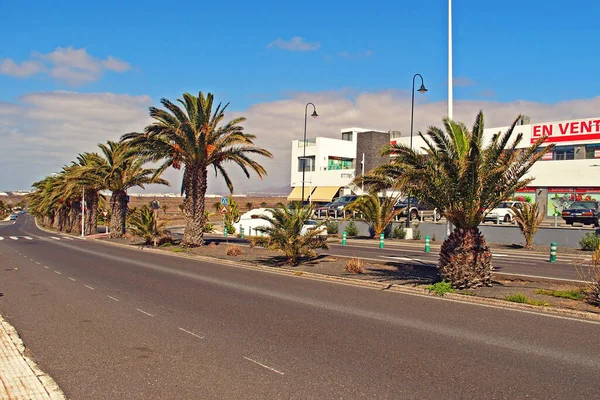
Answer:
[
  {"xmin": 178, "ymin": 327, "xmax": 204, "ymax": 339},
  {"xmin": 9, "ymin": 236, "xmax": 18, "ymax": 240},
  {"xmin": 35, "ymin": 262, "xmax": 40, "ymax": 265},
  {"xmin": 50, "ymin": 237, "xmax": 60, "ymax": 240},
  {"xmin": 43, "ymin": 266, "xmax": 49, "ymax": 269},
  {"xmin": 61, "ymin": 236, "xmax": 74, "ymax": 240},
  {"xmin": 23, "ymin": 236, "xmax": 32, "ymax": 240},
  {"xmin": 107, "ymin": 295, "xmax": 119, "ymax": 302},
  {"xmin": 136, "ymin": 309, "xmax": 154, "ymax": 317},
  {"xmin": 68, "ymin": 277, "xmax": 76, "ymax": 282},
  {"xmin": 243, "ymin": 356, "xmax": 285, "ymax": 375},
  {"xmin": 84, "ymin": 285, "xmax": 95, "ymax": 291},
  {"xmin": 54, "ymin": 271, "xmax": 62, "ymax": 275}
]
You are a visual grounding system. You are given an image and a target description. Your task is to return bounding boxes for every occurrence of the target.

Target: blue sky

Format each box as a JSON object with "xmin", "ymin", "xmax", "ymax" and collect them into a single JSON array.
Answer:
[{"xmin": 1, "ymin": 0, "xmax": 600, "ymax": 191}]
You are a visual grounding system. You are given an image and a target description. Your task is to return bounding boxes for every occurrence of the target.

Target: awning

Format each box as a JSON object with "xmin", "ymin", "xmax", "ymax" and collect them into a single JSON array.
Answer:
[
  {"xmin": 310, "ymin": 186, "xmax": 341, "ymax": 202},
  {"xmin": 287, "ymin": 186, "xmax": 315, "ymax": 202}
]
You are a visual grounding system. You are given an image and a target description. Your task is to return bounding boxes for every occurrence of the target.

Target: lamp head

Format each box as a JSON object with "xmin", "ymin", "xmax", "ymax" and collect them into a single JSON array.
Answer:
[
  {"xmin": 417, "ymin": 83, "xmax": 428, "ymax": 94},
  {"xmin": 311, "ymin": 110, "xmax": 319, "ymax": 118}
]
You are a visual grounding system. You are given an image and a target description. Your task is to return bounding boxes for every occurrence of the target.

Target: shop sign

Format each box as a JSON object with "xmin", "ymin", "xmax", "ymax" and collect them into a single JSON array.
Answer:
[
  {"xmin": 541, "ymin": 151, "xmax": 553, "ymax": 160},
  {"xmin": 531, "ymin": 117, "xmax": 600, "ymax": 144},
  {"xmin": 595, "ymin": 149, "xmax": 600, "ymax": 158}
]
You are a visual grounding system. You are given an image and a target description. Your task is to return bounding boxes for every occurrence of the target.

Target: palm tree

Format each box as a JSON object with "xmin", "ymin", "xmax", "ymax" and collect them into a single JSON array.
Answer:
[
  {"xmin": 344, "ymin": 193, "xmax": 403, "ymax": 238},
  {"xmin": 96, "ymin": 141, "xmax": 169, "ymax": 238},
  {"xmin": 356, "ymin": 112, "xmax": 553, "ymax": 288},
  {"xmin": 121, "ymin": 92, "xmax": 273, "ymax": 247},
  {"xmin": 511, "ymin": 202, "xmax": 546, "ymax": 249},
  {"xmin": 128, "ymin": 204, "xmax": 167, "ymax": 246},
  {"xmin": 251, "ymin": 205, "xmax": 328, "ymax": 265}
]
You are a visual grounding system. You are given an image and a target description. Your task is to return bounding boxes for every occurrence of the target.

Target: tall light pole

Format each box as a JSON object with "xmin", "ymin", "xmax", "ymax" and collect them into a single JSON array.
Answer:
[
  {"xmin": 301, "ymin": 102, "xmax": 318, "ymax": 205},
  {"xmin": 406, "ymin": 74, "xmax": 428, "ymax": 227},
  {"xmin": 447, "ymin": 0, "xmax": 454, "ymax": 237}
]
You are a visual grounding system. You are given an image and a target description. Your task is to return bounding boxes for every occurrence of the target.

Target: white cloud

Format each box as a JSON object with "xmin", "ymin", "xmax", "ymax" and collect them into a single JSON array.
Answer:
[
  {"xmin": 453, "ymin": 76, "xmax": 476, "ymax": 87},
  {"xmin": 0, "ymin": 59, "xmax": 46, "ymax": 77},
  {"xmin": 2, "ymin": 89, "xmax": 600, "ymax": 194},
  {"xmin": 267, "ymin": 37, "xmax": 320, "ymax": 52},
  {"xmin": 1, "ymin": 47, "xmax": 131, "ymax": 86},
  {"xmin": 338, "ymin": 50, "xmax": 373, "ymax": 59}
]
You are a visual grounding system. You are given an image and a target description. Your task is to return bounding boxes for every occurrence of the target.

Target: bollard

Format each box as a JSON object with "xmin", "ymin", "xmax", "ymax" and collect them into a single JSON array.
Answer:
[
  {"xmin": 342, "ymin": 231, "xmax": 347, "ymax": 246},
  {"xmin": 379, "ymin": 233, "xmax": 384, "ymax": 249},
  {"xmin": 425, "ymin": 236, "xmax": 430, "ymax": 253},
  {"xmin": 241, "ymin": 227, "xmax": 245, "ymax": 239},
  {"xmin": 549, "ymin": 242, "xmax": 557, "ymax": 263},
  {"xmin": 224, "ymin": 227, "xmax": 227, "ymax": 238}
]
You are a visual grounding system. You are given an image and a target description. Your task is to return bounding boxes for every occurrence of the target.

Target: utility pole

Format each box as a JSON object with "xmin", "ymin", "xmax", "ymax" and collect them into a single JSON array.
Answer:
[{"xmin": 81, "ymin": 187, "xmax": 85, "ymax": 237}]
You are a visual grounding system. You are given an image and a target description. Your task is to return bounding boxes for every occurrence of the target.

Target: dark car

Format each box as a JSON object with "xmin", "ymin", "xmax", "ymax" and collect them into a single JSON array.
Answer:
[
  {"xmin": 561, "ymin": 201, "xmax": 600, "ymax": 226},
  {"xmin": 327, "ymin": 195, "xmax": 359, "ymax": 217},
  {"xmin": 314, "ymin": 202, "xmax": 333, "ymax": 218},
  {"xmin": 394, "ymin": 196, "xmax": 442, "ymax": 222}
]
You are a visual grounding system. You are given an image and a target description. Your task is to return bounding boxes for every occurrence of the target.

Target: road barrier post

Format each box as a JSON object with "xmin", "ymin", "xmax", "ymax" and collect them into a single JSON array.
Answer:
[
  {"xmin": 379, "ymin": 233, "xmax": 384, "ymax": 249},
  {"xmin": 224, "ymin": 227, "xmax": 227, "ymax": 238},
  {"xmin": 425, "ymin": 236, "xmax": 430, "ymax": 253},
  {"xmin": 496, "ymin": 215, "xmax": 500, "ymax": 224},
  {"xmin": 241, "ymin": 227, "xmax": 244, "ymax": 239},
  {"xmin": 342, "ymin": 231, "xmax": 347, "ymax": 246},
  {"xmin": 550, "ymin": 242, "xmax": 557, "ymax": 263},
  {"xmin": 554, "ymin": 214, "xmax": 558, "ymax": 228}
]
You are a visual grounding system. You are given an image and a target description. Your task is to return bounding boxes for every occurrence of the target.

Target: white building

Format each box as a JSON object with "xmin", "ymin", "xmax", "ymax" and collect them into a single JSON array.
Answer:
[{"xmin": 288, "ymin": 116, "xmax": 600, "ymax": 216}]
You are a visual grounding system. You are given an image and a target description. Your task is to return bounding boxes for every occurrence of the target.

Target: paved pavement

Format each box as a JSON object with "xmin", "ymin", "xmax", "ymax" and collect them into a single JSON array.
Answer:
[{"xmin": 2, "ymin": 215, "xmax": 600, "ymax": 399}]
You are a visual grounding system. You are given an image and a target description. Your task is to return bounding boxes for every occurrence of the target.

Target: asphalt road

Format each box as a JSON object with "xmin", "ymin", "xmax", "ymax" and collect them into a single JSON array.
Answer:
[
  {"xmin": 192, "ymin": 233, "xmax": 589, "ymax": 282},
  {"xmin": 1, "ymin": 215, "xmax": 600, "ymax": 399}
]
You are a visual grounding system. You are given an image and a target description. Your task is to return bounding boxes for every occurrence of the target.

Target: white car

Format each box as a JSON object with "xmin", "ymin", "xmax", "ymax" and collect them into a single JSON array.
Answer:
[
  {"xmin": 234, "ymin": 209, "xmax": 327, "ymax": 237},
  {"xmin": 300, "ymin": 220, "xmax": 328, "ymax": 236},
  {"xmin": 483, "ymin": 201, "xmax": 526, "ymax": 224}
]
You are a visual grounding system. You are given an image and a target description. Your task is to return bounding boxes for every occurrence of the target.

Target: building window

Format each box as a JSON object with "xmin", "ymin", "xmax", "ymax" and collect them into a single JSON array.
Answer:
[
  {"xmin": 553, "ymin": 146, "xmax": 574, "ymax": 160},
  {"xmin": 327, "ymin": 157, "xmax": 354, "ymax": 170},
  {"xmin": 298, "ymin": 156, "xmax": 315, "ymax": 172},
  {"xmin": 342, "ymin": 132, "xmax": 353, "ymax": 141},
  {"xmin": 585, "ymin": 144, "xmax": 600, "ymax": 159}
]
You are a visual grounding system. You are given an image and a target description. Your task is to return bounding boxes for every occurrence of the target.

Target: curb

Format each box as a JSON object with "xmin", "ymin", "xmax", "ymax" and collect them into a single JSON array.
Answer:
[
  {"xmin": 0, "ymin": 315, "xmax": 66, "ymax": 399},
  {"xmin": 91, "ymin": 237, "xmax": 600, "ymax": 323}
]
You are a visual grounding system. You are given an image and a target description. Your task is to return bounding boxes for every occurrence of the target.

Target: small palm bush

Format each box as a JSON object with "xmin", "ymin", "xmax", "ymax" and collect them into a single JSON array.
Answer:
[
  {"xmin": 393, "ymin": 225, "xmax": 407, "ymax": 239},
  {"xmin": 128, "ymin": 205, "xmax": 168, "ymax": 245},
  {"xmin": 250, "ymin": 205, "xmax": 328, "ymax": 265},
  {"xmin": 345, "ymin": 193, "xmax": 403, "ymax": 239},
  {"xmin": 325, "ymin": 220, "xmax": 339, "ymax": 234},
  {"xmin": 511, "ymin": 203, "xmax": 545, "ymax": 248},
  {"xmin": 579, "ymin": 232, "xmax": 600, "ymax": 251}
]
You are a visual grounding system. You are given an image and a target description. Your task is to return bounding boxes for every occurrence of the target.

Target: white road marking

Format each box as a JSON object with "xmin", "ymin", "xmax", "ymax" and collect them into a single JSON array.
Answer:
[
  {"xmin": 107, "ymin": 295, "xmax": 119, "ymax": 302},
  {"xmin": 23, "ymin": 236, "xmax": 32, "ymax": 240},
  {"xmin": 68, "ymin": 277, "xmax": 76, "ymax": 282},
  {"xmin": 136, "ymin": 309, "xmax": 154, "ymax": 317},
  {"xmin": 76, "ymin": 237, "xmax": 86, "ymax": 240},
  {"xmin": 178, "ymin": 327, "xmax": 204, "ymax": 339},
  {"xmin": 61, "ymin": 236, "xmax": 74, "ymax": 240},
  {"xmin": 50, "ymin": 237, "xmax": 60, "ymax": 240},
  {"xmin": 243, "ymin": 356, "xmax": 285, "ymax": 375},
  {"xmin": 43, "ymin": 266, "xmax": 49, "ymax": 269},
  {"xmin": 380, "ymin": 256, "xmax": 426, "ymax": 263},
  {"xmin": 35, "ymin": 262, "xmax": 40, "ymax": 265},
  {"xmin": 54, "ymin": 271, "xmax": 62, "ymax": 275},
  {"xmin": 84, "ymin": 285, "xmax": 95, "ymax": 291},
  {"xmin": 0, "ymin": 237, "xmax": 3, "ymax": 240},
  {"xmin": 9, "ymin": 236, "xmax": 18, "ymax": 240}
]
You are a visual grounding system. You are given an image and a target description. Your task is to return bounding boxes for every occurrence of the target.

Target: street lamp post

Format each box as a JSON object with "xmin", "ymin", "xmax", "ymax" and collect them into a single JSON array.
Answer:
[
  {"xmin": 301, "ymin": 102, "xmax": 318, "ymax": 205},
  {"xmin": 406, "ymin": 74, "xmax": 428, "ymax": 227}
]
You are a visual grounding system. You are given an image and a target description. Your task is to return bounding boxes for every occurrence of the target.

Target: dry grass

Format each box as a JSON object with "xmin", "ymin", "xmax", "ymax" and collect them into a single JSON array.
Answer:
[
  {"xmin": 345, "ymin": 257, "xmax": 366, "ymax": 274},
  {"xmin": 226, "ymin": 244, "xmax": 242, "ymax": 256}
]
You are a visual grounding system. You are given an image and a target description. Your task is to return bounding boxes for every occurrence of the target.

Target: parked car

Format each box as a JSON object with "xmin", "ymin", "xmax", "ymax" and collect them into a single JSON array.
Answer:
[
  {"xmin": 9, "ymin": 214, "xmax": 18, "ymax": 220},
  {"xmin": 561, "ymin": 201, "xmax": 600, "ymax": 226},
  {"xmin": 300, "ymin": 219, "xmax": 328, "ymax": 236},
  {"xmin": 327, "ymin": 195, "xmax": 359, "ymax": 217},
  {"xmin": 314, "ymin": 202, "xmax": 333, "ymax": 218},
  {"xmin": 483, "ymin": 201, "xmax": 526, "ymax": 224},
  {"xmin": 394, "ymin": 196, "xmax": 441, "ymax": 221}
]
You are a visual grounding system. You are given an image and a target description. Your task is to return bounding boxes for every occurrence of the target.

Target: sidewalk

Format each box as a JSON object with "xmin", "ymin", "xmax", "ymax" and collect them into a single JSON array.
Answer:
[{"xmin": 0, "ymin": 314, "xmax": 65, "ymax": 399}]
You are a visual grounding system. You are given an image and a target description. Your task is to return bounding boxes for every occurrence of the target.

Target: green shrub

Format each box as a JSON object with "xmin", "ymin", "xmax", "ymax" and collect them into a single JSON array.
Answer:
[
  {"xmin": 534, "ymin": 288, "xmax": 585, "ymax": 300},
  {"xmin": 411, "ymin": 222, "xmax": 422, "ymax": 240},
  {"xmin": 345, "ymin": 221, "xmax": 358, "ymax": 236},
  {"xmin": 393, "ymin": 225, "xmax": 407, "ymax": 239},
  {"xmin": 425, "ymin": 281, "xmax": 455, "ymax": 296},
  {"xmin": 505, "ymin": 293, "xmax": 550, "ymax": 306},
  {"xmin": 579, "ymin": 232, "xmax": 600, "ymax": 251},
  {"xmin": 325, "ymin": 220, "xmax": 339, "ymax": 235}
]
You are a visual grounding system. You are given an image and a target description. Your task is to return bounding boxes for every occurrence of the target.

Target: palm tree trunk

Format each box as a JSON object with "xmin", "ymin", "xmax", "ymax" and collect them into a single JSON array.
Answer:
[
  {"xmin": 57, "ymin": 206, "xmax": 69, "ymax": 232},
  {"xmin": 109, "ymin": 190, "xmax": 128, "ymax": 238},
  {"xmin": 182, "ymin": 165, "xmax": 207, "ymax": 246},
  {"xmin": 438, "ymin": 227, "xmax": 493, "ymax": 288},
  {"xmin": 85, "ymin": 189, "xmax": 99, "ymax": 235},
  {"xmin": 69, "ymin": 203, "xmax": 82, "ymax": 234}
]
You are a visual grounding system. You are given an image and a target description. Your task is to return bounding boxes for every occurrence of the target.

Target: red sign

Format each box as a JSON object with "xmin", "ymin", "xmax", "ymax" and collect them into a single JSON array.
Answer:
[
  {"xmin": 219, "ymin": 206, "xmax": 228, "ymax": 215},
  {"xmin": 549, "ymin": 188, "xmax": 600, "ymax": 193},
  {"xmin": 541, "ymin": 151, "xmax": 553, "ymax": 160},
  {"xmin": 531, "ymin": 118, "xmax": 600, "ymax": 143},
  {"xmin": 102, "ymin": 210, "xmax": 108, "ymax": 217}
]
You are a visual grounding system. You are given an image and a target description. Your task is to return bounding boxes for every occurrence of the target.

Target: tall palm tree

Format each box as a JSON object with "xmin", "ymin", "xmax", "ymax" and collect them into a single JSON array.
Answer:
[
  {"xmin": 344, "ymin": 193, "xmax": 403, "ymax": 238},
  {"xmin": 96, "ymin": 141, "xmax": 169, "ymax": 238},
  {"xmin": 356, "ymin": 111, "xmax": 553, "ymax": 288},
  {"xmin": 121, "ymin": 92, "xmax": 272, "ymax": 246}
]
